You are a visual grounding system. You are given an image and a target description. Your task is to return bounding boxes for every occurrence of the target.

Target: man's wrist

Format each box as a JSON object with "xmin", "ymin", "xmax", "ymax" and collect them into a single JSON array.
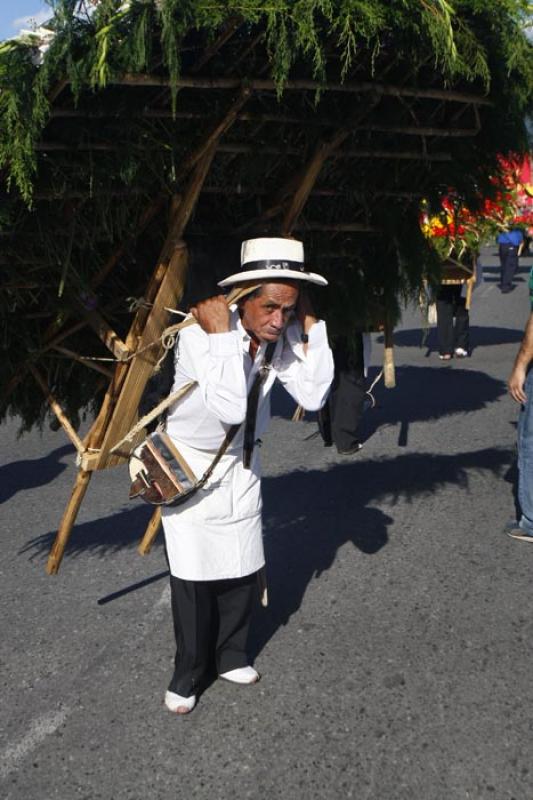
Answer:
[{"xmin": 302, "ymin": 315, "xmax": 318, "ymax": 334}]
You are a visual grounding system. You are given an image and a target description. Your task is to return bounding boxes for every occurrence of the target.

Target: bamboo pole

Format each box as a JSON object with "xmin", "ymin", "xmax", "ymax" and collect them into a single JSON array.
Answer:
[
  {"xmin": 239, "ymin": 100, "xmax": 380, "ymax": 234},
  {"xmin": 383, "ymin": 321, "xmax": 396, "ymax": 389},
  {"xmin": 175, "ymin": 87, "xmax": 252, "ymax": 182},
  {"xmin": 138, "ymin": 508, "xmax": 162, "ymax": 555},
  {"xmin": 47, "ymin": 470, "xmax": 92, "ymax": 575},
  {"xmin": 35, "ymin": 141, "xmax": 455, "ymax": 160},
  {"xmin": 226, "ymin": 30, "xmax": 264, "ymax": 74},
  {"xmin": 465, "ymin": 277, "xmax": 475, "ymax": 310},
  {"xmin": 189, "ymin": 16, "xmax": 242, "ymax": 74},
  {"xmin": 29, "ymin": 366, "xmax": 85, "ymax": 454},
  {"xmin": 109, "ymin": 74, "xmax": 493, "ymax": 105},
  {"xmin": 51, "ymin": 345, "xmax": 115, "ymax": 379},
  {"xmin": 49, "ymin": 109, "xmax": 480, "ymax": 138},
  {"xmin": 85, "ymin": 311, "xmax": 130, "ymax": 360},
  {"xmin": 282, "ymin": 129, "xmax": 350, "ymax": 235},
  {"xmin": 45, "ymin": 143, "xmax": 223, "ymax": 573}
]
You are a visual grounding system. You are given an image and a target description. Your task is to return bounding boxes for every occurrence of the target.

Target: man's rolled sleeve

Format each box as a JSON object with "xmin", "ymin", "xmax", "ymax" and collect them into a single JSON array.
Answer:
[
  {"xmin": 201, "ymin": 331, "xmax": 247, "ymax": 423},
  {"xmin": 276, "ymin": 320, "xmax": 334, "ymax": 411},
  {"xmin": 306, "ymin": 319, "xmax": 328, "ymax": 350}
]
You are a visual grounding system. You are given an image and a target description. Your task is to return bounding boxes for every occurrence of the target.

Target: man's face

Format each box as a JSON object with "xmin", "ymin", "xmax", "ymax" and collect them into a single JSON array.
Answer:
[{"xmin": 240, "ymin": 282, "xmax": 299, "ymax": 343}]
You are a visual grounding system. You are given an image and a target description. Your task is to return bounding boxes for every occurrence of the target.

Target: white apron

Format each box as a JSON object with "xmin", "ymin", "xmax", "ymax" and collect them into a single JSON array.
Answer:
[{"xmin": 161, "ymin": 436, "xmax": 264, "ymax": 581}]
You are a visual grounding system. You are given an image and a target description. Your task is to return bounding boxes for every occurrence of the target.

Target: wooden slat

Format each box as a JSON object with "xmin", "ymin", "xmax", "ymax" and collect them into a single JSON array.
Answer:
[
  {"xmin": 29, "ymin": 366, "xmax": 85, "ymax": 453},
  {"xmin": 95, "ymin": 244, "xmax": 189, "ymax": 469},
  {"xmin": 111, "ymin": 74, "xmax": 493, "ymax": 105},
  {"xmin": 85, "ymin": 310, "xmax": 130, "ymax": 361},
  {"xmin": 282, "ymin": 129, "xmax": 350, "ymax": 235},
  {"xmin": 138, "ymin": 508, "xmax": 162, "ymax": 556},
  {"xmin": 47, "ymin": 470, "xmax": 92, "ymax": 575},
  {"xmin": 175, "ymin": 87, "xmax": 252, "ymax": 182},
  {"xmin": 96, "ymin": 144, "xmax": 219, "ymax": 469},
  {"xmin": 190, "ymin": 16, "xmax": 242, "ymax": 74},
  {"xmin": 51, "ymin": 345, "xmax": 114, "ymax": 379}
]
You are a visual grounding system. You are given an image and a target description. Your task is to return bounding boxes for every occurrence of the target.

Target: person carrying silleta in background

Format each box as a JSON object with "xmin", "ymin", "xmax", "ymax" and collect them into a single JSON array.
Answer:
[
  {"xmin": 155, "ymin": 237, "xmax": 334, "ymax": 714},
  {"xmin": 435, "ymin": 257, "xmax": 483, "ymax": 361},
  {"xmin": 435, "ymin": 283, "xmax": 470, "ymax": 360},
  {"xmin": 497, "ymin": 225, "xmax": 524, "ymax": 293}
]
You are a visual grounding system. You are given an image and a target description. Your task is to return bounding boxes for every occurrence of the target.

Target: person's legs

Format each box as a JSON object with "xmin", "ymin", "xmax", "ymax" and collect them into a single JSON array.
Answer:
[
  {"xmin": 330, "ymin": 370, "xmax": 366, "ymax": 452},
  {"xmin": 327, "ymin": 334, "xmax": 366, "ymax": 453},
  {"xmin": 214, "ymin": 573, "xmax": 257, "ymax": 675},
  {"xmin": 498, "ymin": 243, "xmax": 507, "ymax": 287},
  {"xmin": 168, "ymin": 575, "xmax": 214, "ymax": 697},
  {"xmin": 317, "ymin": 395, "xmax": 333, "ymax": 447},
  {"xmin": 436, "ymin": 285, "xmax": 454, "ymax": 356},
  {"xmin": 517, "ymin": 370, "xmax": 533, "ymax": 536},
  {"xmin": 453, "ymin": 292, "xmax": 470, "ymax": 353},
  {"xmin": 500, "ymin": 244, "xmax": 518, "ymax": 290}
]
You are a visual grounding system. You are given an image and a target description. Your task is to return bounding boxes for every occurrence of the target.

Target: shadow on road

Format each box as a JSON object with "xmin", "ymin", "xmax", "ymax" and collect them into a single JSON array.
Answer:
[
  {"xmin": 383, "ymin": 327, "xmax": 523, "ymax": 353},
  {"xmin": 19, "ymin": 503, "xmax": 155, "ymax": 561},
  {"xmin": 357, "ymin": 365, "xmax": 507, "ymax": 446},
  {"xmin": 0, "ymin": 444, "xmax": 73, "ymax": 504},
  {"xmin": 20, "ymin": 447, "xmax": 513, "ymax": 645},
  {"xmin": 251, "ymin": 445, "xmax": 513, "ymax": 658}
]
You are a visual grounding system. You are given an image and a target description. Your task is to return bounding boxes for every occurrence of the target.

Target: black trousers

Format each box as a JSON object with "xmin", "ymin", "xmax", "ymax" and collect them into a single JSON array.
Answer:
[
  {"xmin": 498, "ymin": 243, "xmax": 519, "ymax": 289},
  {"xmin": 319, "ymin": 371, "xmax": 366, "ymax": 451},
  {"xmin": 318, "ymin": 334, "xmax": 366, "ymax": 452},
  {"xmin": 168, "ymin": 572, "xmax": 257, "ymax": 697},
  {"xmin": 436, "ymin": 285, "xmax": 469, "ymax": 355}
]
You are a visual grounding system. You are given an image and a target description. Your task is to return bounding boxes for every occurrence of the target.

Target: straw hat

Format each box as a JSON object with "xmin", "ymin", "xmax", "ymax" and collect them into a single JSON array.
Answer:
[{"xmin": 217, "ymin": 237, "xmax": 327, "ymax": 288}]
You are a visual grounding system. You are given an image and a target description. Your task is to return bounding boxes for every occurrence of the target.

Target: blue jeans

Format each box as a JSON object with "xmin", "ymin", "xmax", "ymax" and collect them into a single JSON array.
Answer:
[{"xmin": 518, "ymin": 369, "xmax": 533, "ymax": 534}]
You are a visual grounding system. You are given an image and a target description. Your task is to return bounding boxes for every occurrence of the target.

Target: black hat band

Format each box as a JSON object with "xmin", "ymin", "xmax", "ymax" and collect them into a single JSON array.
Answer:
[{"xmin": 241, "ymin": 259, "xmax": 306, "ymax": 272}]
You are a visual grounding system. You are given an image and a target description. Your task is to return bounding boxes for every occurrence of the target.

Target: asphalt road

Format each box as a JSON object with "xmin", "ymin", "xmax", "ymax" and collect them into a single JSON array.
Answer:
[{"xmin": 1, "ymin": 247, "xmax": 533, "ymax": 800}]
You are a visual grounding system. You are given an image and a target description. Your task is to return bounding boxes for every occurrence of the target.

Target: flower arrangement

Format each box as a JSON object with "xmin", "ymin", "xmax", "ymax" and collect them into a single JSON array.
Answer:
[{"xmin": 421, "ymin": 153, "xmax": 532, "ymax": 263}]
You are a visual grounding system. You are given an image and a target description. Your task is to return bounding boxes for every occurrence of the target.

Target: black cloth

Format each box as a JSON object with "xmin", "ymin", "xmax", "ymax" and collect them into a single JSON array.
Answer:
[
  {"xmin": 498, "ymin": 243, "xmax": 519, "ymax": 290},
  {"xmin": 168, "ymin": 572, "xmax": 258, "ymax": 697},
  {"xmin": 318, "ymin": 334, "xmax": 366, "ymax": 453},
  {"xmin": 436, "ymin": 285, "xmax": 469, "ymax": 355}
]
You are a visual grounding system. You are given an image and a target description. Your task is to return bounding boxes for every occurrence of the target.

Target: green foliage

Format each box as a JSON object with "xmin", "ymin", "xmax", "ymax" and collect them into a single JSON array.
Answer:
[
  {"xmin": 0, "ymin": 0, "xmax": 531, "ymax": 429},
  {"xmin": 2, "ymin": 0, "xmax": 525, "ymax": 200}
]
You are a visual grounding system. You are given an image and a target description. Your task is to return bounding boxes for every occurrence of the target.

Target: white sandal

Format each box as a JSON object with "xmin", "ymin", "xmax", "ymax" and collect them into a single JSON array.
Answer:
[
  {"xmin": 164, "ymin": 690, "xmax": 196, "ymax": 714},
  {"xmin": 219, "ymin": 666, "xmax": 260, "ymax": 684}
]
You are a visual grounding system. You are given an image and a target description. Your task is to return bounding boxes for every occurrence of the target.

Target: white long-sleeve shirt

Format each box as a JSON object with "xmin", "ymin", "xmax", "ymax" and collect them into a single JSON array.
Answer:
[
  {"xmin": 161, "ymin": 307, "xmax": 334, "ymax": 581},
  {"xmin": 166, "ymin": 308, "xmax": 334, "ymax": 450}
]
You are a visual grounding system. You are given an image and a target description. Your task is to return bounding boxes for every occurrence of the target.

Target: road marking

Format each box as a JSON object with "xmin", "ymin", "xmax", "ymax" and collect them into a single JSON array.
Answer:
[
  {"xmin": 154, "ymin": 583, "xmax": 170, "ymax": 609},
  {"xmin": 0, "ymin": 707, "xmax": 70, "ymax": 780},
  {"xmin": 478, "ymin": 283, "xmax": 495, "ymax": 298}
]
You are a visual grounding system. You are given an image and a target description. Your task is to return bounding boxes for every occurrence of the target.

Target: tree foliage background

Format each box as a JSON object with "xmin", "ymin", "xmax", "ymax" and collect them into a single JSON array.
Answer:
[{"xmin": 0, "ymin": 0, "xmax": 531, "ymax": 431}]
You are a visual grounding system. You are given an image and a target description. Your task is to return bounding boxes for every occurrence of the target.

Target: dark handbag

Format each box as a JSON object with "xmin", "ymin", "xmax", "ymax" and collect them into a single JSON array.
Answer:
[
  {"xmin": 128, "ymin": 428, "xmax": 238, "ymax": 507},
  {"xmin": 128, "ymin": 342, "xmax": 276, "ymax": 507}
]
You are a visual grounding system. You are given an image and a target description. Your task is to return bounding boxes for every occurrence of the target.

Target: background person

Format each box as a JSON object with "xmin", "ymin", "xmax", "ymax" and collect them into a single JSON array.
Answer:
[
  {"xmin": 498, "ymin": 226, "xmax": 524, "ymax": 293},
  {"xmin": 507, "ymin": 293, "xmax": 533, "ymax": 541}
]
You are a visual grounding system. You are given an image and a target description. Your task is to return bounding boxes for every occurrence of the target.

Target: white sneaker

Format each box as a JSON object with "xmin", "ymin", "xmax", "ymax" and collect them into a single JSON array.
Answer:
[
  {"xmin": 219, "ymin": 666, "xmax": 260, "ymax": 684},
  {"xmin": 454, "ymin": 348, "xmax": 468, "ymax": 358},
  {"xmin": 164, "ymin": 690, "xmax": 196, "ymax": 714}
]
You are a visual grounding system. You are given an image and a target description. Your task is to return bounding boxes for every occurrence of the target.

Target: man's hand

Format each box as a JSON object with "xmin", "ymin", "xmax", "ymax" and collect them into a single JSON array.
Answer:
[
  {"xmin": 190, "ymin": 295, "xmax": 230, "ymax": 334},
  {"xmin": 508, "ymin": 312, "xmax": 533, "ymax": 403},
  {"xmin": 509, "ymin": 364, "xmax": 528, "ymax": 404}
]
